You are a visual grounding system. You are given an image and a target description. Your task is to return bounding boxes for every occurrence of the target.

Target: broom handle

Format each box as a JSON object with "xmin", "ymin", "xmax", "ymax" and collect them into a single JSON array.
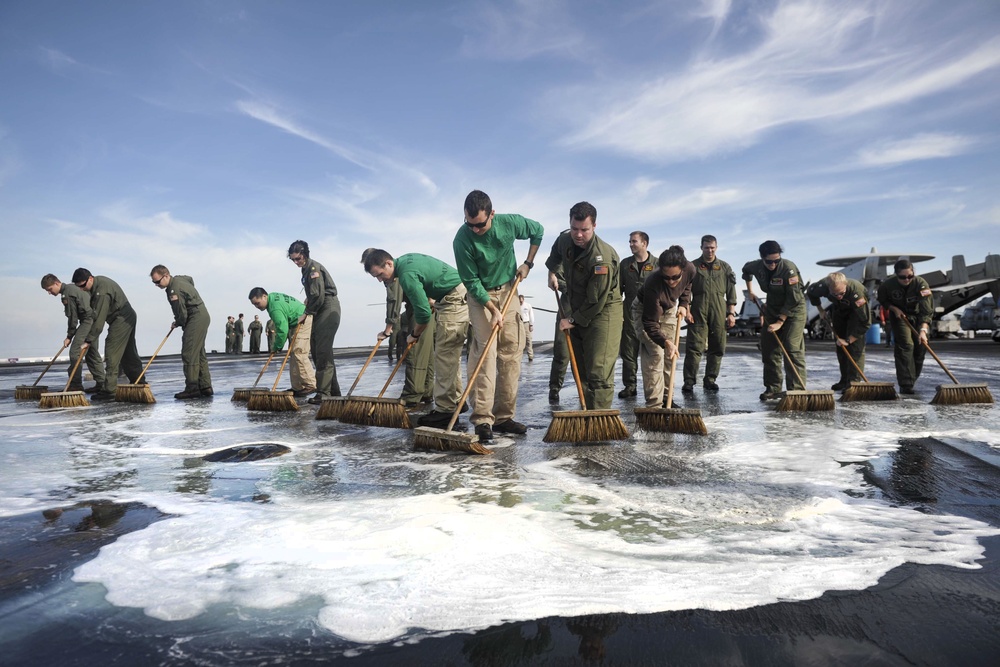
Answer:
[
  {"xmin": 445, "ymin": 275, "xmax": 523, "ymax": 432},
  {"xmin": 553, "ymin": 290, "xmax": 587, "ymax": 411},
  {"xmin": 134, "ymin": 327, "xmax": 174, "ymax": 384},
  {"xmin": 900, "ymin": 315, "xmax": 960, "ymax": 385},
  {"xmin": 377, "ymin": 339, "xmax": 415, "ymax": 399},
  {"xmin": 771, "ymin": 327, "xmax": 806, "ymax": 387},
  {"xmin": 60, "ymin": 347, "xmax": 88, "ymax": 392},
  {"xmin": 250, "ymin": 350, "xmax": 277, "ymax": 389},
  {"xmin": 33, "ymin": 342, "xmax": 69, "ymax": 386},
  {"xmin": 347, "ymin": 337, "xmax": 385, "ymax": 397},
  {"xmin": 665, "ymin": 311, "xmax": 683, "ymax": 409},
  {"xmin": 821, "ymin": 310, "xmax": 871, "ymax": 383},
  {"xmin": 269, "ymin": 318, "xmax": 304, "ymax": 392}
]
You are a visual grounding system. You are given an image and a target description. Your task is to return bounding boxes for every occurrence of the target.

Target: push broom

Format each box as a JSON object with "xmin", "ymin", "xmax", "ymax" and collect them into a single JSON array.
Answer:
[
  {"xmin": 839, "ymin": 345, "xmax": 897, "ymax": 401},
  {"xmin": 116, "ymin": 326, "xmax": 174, "ymax": 403},
  {"xmin": 544, "ymin": 290, "xmax": 630, "ymax": 442},
  {"xmin": 15, "ymin": 342, "xmax": 67, "ymax": 400},
  {"xmin": 315, "ymin": 337, "xmax": 385, "ymax": 420},
  {"xmin": 247, "ymin": 321, "xmax": 302, "ymax": 412},
  {"xmin": 413, "ymin": 276, "xmax": 527, "ymax": 455},
  {"xmin": 634, "ymin": 312, "xmax": 707, "ymax": 435},
  {"xmin": 334, "ymin": 339, "xmax": 413, "ymax": 428},
  {"xmin": 39, "ymin": 350, "xmax": 90, "ymax": 409},
  {"xmin": 901, "ymin": 317, "xmax": 994, "ymax": 405},
  {"xmin": 232, "ymin": 350, "xmax": 277, "ymax": 402},
  {"xmin": 772, "ymin": 329, "xmax": 835, "ymax": 412}
]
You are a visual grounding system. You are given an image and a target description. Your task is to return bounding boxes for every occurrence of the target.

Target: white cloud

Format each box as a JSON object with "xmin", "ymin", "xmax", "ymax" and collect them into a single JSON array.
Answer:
[
  {"xmin": 456, "ymin": 0, "xmax": 585, "ymax": 61},
  {"xmin": 856, "ymin": 133, "xmax": 978, "ymax": 167}
]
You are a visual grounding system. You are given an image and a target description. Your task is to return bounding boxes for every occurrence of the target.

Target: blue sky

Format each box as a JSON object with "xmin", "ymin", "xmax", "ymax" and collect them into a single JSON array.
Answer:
[{"xmin": 2, "ymin": 0, "xmax": 999, "ymax": 359}]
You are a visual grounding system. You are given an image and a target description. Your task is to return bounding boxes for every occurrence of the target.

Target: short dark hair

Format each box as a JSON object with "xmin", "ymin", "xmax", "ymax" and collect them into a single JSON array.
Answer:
[
  {"xmin": 464, "ymin": 190, "xmax": 492, "ymax": 218},
  {"xmin": 150, "ymin": 264, "xmax": 169, "ymax": 277},
  {"xmin": 248, "ymin": 287, "xmax": 268, "ymax": 300},
  {"xmin": 569, "ymin": 201, "xmax": 597, "ymax": 223},
  {"xmin": 701, "ymin": 235, "xmax": 717, "ymax": 246},
  {"xmin": 239, "ymin": 313, "xmax": 244, "ymax": 318},
  {"xmin": 630, "ymin": 231, "xmax": 649, "ymax": 244},
  {"xmin": 363, "ymin": 249, "xmax": 393, "ymax": 273},
  {"xmin": 288, "ymin": 240, "xmax": 309, "ymax": 259},
  {"xmin": 658, "ymin": 245, "xmax": 688, "ymax": 269},
  {"xmin": 759, "ymin": 240, "xmax": 782, "ymax": 258},
  {"xmin": 71, "ymin": 267, "xmax": 92, "ymax": 284},
  {"xmin": 894, "ymin": 258, "xmax": 913, "ymax": 273},
  {"xmin": 41, "ymin": 274, "xmax": 59, "ymax": 289}
]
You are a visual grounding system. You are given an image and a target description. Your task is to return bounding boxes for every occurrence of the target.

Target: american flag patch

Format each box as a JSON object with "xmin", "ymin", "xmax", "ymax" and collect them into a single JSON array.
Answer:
[
  {"xmin": 855, "ymin": 297, "xmax": 866, "ymax": 307},
  {"xmin": 310, "ymin": 271, "xmax": 320, "ymax": 279},
  {"xmin": 594, "ymin": 265, "xmax": 608, "ymax": 275},
  {"xmin": 170, "ymin": 294, "xmax": 179, "ymax": 301},
  {"xmin": 788, "ymin": 276, "xmax": 799, "ymax": 285},
  {"xmin": 920, "ymin": 288, "xmax": 931, "ymax": 297}
]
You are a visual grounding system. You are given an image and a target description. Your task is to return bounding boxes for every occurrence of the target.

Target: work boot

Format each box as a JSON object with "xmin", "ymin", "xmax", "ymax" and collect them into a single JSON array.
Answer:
[
  {"xmin": 174, "ymin": 388, "xmax": 202, "ymax": 400},
  {"xmin": 84, "ymin": 385, "xmax": 100, "ymax": 394},
  {"xmin": 759, "ymin": 390, "xmax": 781, "ymax": 401},
  {"xmin": 292, "ymin": 388, "xmax": 314, "ymax": 398},
  {"xmin": 493, "ymin": 419, "xmax": 527, "ymax": 435},
  {"xmin": 200, "ymin": 387, "xmax": 214, "ymax": 397},
  {"xmin": 68, "ymin": 384, "xmax": 85, "ymax": 393},
  {"xmin": 417, "ymin": 410, "xmax": 452, "ymax": 428},
  {"xmin": 681, "ymin": 383, "xmax": 695, "ymax": 394},
  {"xmin": 91, "ymin": 391, "xmax": 115, "ymax": 401},
  {"xmin": 617, "ymin": 386, "xmax": 637, "ymax": 398},
  {"xmin": 475, "ymin": 423, "xmax": 493, "ymax": 442},
  {"xmin": 900, "ymin": 385, "xmax": 915, "ymax": 394},
  {"xmin": 831, "ymin": 381, "xmax": 848, "ymax": 391},
  {"xmin": 548, "ymin": 389, "xmax": 560, "ymax": 403},
  {"xmin": 307, "ymin": 394, "xmax": 325, "ymax": 405},
  {"xmin": 703, "ymin": 380, "xmax": 719, "ymax": 392}
]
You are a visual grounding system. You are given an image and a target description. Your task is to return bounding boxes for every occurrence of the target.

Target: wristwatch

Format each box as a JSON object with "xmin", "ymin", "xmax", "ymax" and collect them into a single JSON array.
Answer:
[{"xmin": 523, "ymin": 260, "xmax": 534, "ymax": 269}]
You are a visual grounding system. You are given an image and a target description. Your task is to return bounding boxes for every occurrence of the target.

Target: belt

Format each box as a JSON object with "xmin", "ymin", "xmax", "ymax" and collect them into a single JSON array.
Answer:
[{"xmin": 484, "ymin": 281, "xmax": 511, "ymax": 292}]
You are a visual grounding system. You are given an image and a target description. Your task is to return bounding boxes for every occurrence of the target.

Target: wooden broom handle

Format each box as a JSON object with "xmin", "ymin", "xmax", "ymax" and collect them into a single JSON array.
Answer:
[
  {"xmin": 251, "ymin": 350, "xmax": 277, "ymax": 389},
  {"xmin": 822, "ymin": 310, "xmax": 871, "ymax": 383},
  {"xmin": 446, "ymin": 274, "xmax": 523, "ymax": 432},
  {"xmin": 347, "ymin": 337, "xmax": 385, "ymax": 397},
  {"xmin": 60, "ymin": 346, "xmax": 88, "ymax": 392},
  {"xmin": 33, "ymin": 342, "xmax": 69, "ymax": 387},
  {"xmin": 900, "ymin": 315, "xmax": 960, "ymax": 385},
  {"xmin": 771, "ymin": 327, "xmax": 807, "ymax": 388},
  {"xmin": 554, "ymin": 289, "xmax": 587, "ymax": 410},
  {"xmin": 134, "ymin": 327, "xmax": 174, "ymax": 384},
  {"xmin": 270, "ymin": 317, "xmax": 304, "ymax": 392},
  {"xmin": 665, "ymin": 311, "xmax": 683, "ymax": 409},
  {"xmin": 377, "ymin": 339, "xmax": 415, "ymax": 399}
]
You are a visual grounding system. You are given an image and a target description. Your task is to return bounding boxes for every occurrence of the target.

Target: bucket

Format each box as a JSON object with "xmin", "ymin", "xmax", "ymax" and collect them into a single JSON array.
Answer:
[{"xmin": 866, "ymin": 323, "xmax": 882, "ymax": 345}]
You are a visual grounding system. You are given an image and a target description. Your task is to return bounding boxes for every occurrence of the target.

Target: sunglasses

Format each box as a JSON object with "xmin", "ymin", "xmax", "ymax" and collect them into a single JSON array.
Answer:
[
  {"xmin": 897, "ymin": 273, "xmax": 915, "ymax": 280},
  {"xmin": 663, "ymin": 272, "xmax": 682, "ymax": 281},
  {"xmin": 763, "ymin": 258, "xmax": 780, "ymax": 266},
  {"xmin": 151, "ymin": 275, "xmax": 166, "ymax": 285},
  {"xmin": 464, "ymin": 220, "xmax": 488, "ymax": 229}
]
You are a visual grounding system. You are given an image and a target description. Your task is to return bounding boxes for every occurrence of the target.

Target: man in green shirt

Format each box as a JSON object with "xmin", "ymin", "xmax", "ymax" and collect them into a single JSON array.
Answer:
[
  {"xmin": 248, "ymin": 315, "xmax": 263, "ymax": 354},
  {"xmin": 876, "ymin": 259, "xmax": 934, "ymax": 394},
  {"xmin": 618, "ymin": 231, "xmax": 655, "ymax": 398},
  {"xmin": 40, "ymin": 273, "xmax": 105, "ymax": 392},
  {"xmin": 545, "ymin": 202, "xmax": 622, "ymax": 410},
  {"xmin": 288, "ymin": 240, "xmax": 342, "ymax": 404},
  {"xmin": 72, "ymin": 268, "xmax": 144, "ymax": 400},
  {"xmin": 682, "ymin": 235, "xmax": 738, "ymax": 393},
  {"xmin": 454, "ymin": 190, "xmax": 544, "ymax": 442},
  {"xmin": 150, "ymin": 265, "xmax": 213, "ymax": 399},
  {"xmin": 809, "ymin": 272, "xmax": 871, "ymax": 391},
  {"xmin": 365, "ymin": 249, "xmax": 470, "ymax": 428},
  {"xmin": 248, "ymin": 288, "xmax": 316, "ymax": 397}
]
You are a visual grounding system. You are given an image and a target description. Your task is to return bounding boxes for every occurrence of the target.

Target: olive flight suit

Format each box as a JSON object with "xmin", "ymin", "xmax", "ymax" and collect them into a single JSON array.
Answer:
[
  {"xmin": 84, "ymin": 275, "xmax": 143, "ymax": 394},
  {"xmin": 877, "ymin": 274, "xmax": 933, "ymax": 390},
  {"xmin": 548, "ymin": 267, "xmax": 570, "ymax": 396},
  {"xmin": 683, "ymin": 256, "xmax": 737, "ymax": 388},
  {"xmin": 808, "ymin": 279, "xmax": 871, "ymax": 387},
  {"xmin": 165, "ymin": 275, "xmax": 212, "ymax": 393},
  {"xmin": 265, "ymin": 319, "xmax": 276, "ymax": 352},
  {"xmin": 301, "ymin": 258, "xmax": 342, "ymax": 398},
  {"xmin": 385, "ymin": 278, "xmax": 403, "ymax": 361},
  {"xmin": 545, "ymin": 230, "xmax": 622, "ymax": 410},
  {"xmin": 233, "ymin": 316, "xmax": 244, "ymax": 353},
  {"xmin": 742, "ymin": 258, "xmax": 807, "ymax": 394},
  {"xmin": 225, "ymin": 320, "xmax": 235, "ymax": 354},
  {"xmin": 618, "ymin": 252, "xmax": 657, "ymax": 393},
  {"xmin": 248, "ymin": 319, "xmax": 262, "ymax": 354},
  {"xmin": 60, "ymin": 283, "xmax": 106, "ymax": 390}
]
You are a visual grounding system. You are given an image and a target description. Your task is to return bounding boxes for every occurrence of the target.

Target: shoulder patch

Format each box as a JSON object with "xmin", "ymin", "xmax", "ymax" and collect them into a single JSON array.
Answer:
[
  {"xmin": 642, "ymin": 265, "xmax": 654, "ymax": 271},
  {"xmin": 788, "ymin": 276, "xmax": 799, "ymax": 285},
  {"xmin": 595, "ymin": 255, "xmax": 603, "ymax": 262},
  {"xmin": 170, "ymin": 294, "xmax": 179, "ymax": 301},
  {"xmin": 594, "ymin": 265, "xmax": 609, "ymax": 275},
  {"xmin": 855, "ymin": 297, "xmax": 866, "ymax": 307},
  {"xmin": 770, "ymin": 277, "xmax": 784, "ymax": 286},
  {"xmin": 919, "ymin": 288, "xmax": 932, "ymax": 297},
  {"xmin": 310, "ymin": 271, "xmax": 321, "ymax": 279}
]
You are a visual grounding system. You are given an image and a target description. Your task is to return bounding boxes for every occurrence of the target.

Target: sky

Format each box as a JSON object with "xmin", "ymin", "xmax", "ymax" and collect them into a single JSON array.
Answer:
[{"xmin": 1, "ymin": 0, "xmax": 999, "ymax": 359}]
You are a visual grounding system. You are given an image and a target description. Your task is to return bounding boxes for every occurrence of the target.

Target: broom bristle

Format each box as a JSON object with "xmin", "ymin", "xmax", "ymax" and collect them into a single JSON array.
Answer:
[
  {"xmin": 337, "ymin": 397, "xmax": 412, "ymax": 428},
  {"xmin": 115, "ymin": 384, "xmax": 156, "ymax": 404},
  {"xmin": 314, "ymin": 396, "xmax": 347, "ymax": 420},
  {"xmin": 247, "ymin": 390, "xmax": 299, "ymax": 412},
  {"xmin": 634, "ymin": 408, "xmax": 708, "ymax": 435},
  {"xmin": 543, "ymin": 409, "xmax": 630, "ymax": 443},
  {"xmin": 841, "ymin": 382, "xmax": 898, "ymax": 402},
  {"xmin": 39, "ymin": 391, "xmax": 90, "ymax": 409},
  {"xmin": 231, "ymin": 387, "xmax": 255, "ymax": 402},
  {"xmin": 15, "ymin": 385, "xmax": 48, "ymax": 400},
  {"xmin": 930, "ymin": 383, "xmax": 994, "ymax": 405},
  {"xmin": 775, "ymin": 390, "xmax": 835, "ymax": 412},
  {"xmin": 413, "ymin": 426, "xmax": 493, "ymax": 455}
]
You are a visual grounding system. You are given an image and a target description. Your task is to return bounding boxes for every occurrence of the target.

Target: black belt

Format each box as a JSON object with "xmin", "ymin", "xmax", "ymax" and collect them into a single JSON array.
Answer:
[{"xmin": 484, "ymin": 282, "xmax": 510, "ymax": 292}]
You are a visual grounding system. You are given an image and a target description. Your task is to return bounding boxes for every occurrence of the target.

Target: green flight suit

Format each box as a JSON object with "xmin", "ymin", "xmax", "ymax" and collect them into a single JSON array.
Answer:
[
  {"xmin": 877, "ymin": 275, "xmax": 933, "ymax": 389},
  {"xmin": 548, "ymin": 268, "xmax": 570, "ymax": 393},
  {"xmin": 545, "ymin": 231, "xmax": 622, "ymax": 409},
  {"xmin": 248, "ymin": 319, "xmax": 263, "ymax": 354},
  {"xmin": 809, "ymin": 279, "xmax": 871, "ymax": 386},
  {"xmin": 165, "ymin": 275, "xmax": 212, "ymax": 392},
  {"xmin": 60, "ymin": 283, "xmax": 105, "ymax": 389},
  {"xmin": 742, "ymin": 258, "xmax": 807, "ymax": 393},
  {"xmin": 225, "ymin": 320, "xmax": 235, "ymax": 354},
  {"xmin": 85, "ymin": 275, "xmax": 143, "ymax": 394},
  {"xmin": 683, "ymin": 256, "xmax": 737, "ymax": 387},
  {"xmin": 301, "ymin": 258, "xmax": 342, "ymax": 398},
  {"xmin": 618, "ymin": 252, "xmax": 657, "ymax": 392},
  {"xmin": 233, "ymin": 317, "xmax": 244, "ymax": 353}
]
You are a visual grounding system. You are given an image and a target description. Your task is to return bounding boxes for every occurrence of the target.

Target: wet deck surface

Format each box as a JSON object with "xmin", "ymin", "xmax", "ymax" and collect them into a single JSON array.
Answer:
[{"xmin": 1, "ymin": 338, "xmax": 999, "ymax": 665}]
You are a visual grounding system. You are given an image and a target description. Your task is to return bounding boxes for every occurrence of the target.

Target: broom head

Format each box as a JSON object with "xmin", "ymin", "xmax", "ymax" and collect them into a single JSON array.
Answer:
[
  {"xmin": 544, "ymin": 409, "xmax": 631, "ymax": 442},
  {"xmin": 39, "ymin": 390, "xmax": 90, "ymax": 409},
  {"xmin": 231, "ymin": 387, "xmax": 256, "ymax": 403},
  {"xmin": 841, "ymin": 382, "xmax": 898, "ymax": 402},
  {"xmin": 338, "ymin": 396, "xmax": 412, "ymax": 429},
  {"xmin": 115, "ymin": 383, "xmax": 156, "ymax": 404},
  {"xmin": 775, "ymin": 390, "xmax": 836, "ymax": 412},
  {"xmin": 314, "ymin": 396, "xmax": 348, "ymax": 420},
  {"xmin": 634, "ymin": 407, "xmax": 708, "ymax": 435},
  {"xmin": 930, "ymin": 383, "xmax": 994, "ymax": 405},
  {"xmin": 247, "ymin": 390, "xmax": 299, "ymax": 412},
  {"xmin": 15, "ymin": 385, "xmax": 49, "ymax": 400},
  {"xmin": 413, "ymin": 426, "xmax": 492, "ymax": 455}
]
